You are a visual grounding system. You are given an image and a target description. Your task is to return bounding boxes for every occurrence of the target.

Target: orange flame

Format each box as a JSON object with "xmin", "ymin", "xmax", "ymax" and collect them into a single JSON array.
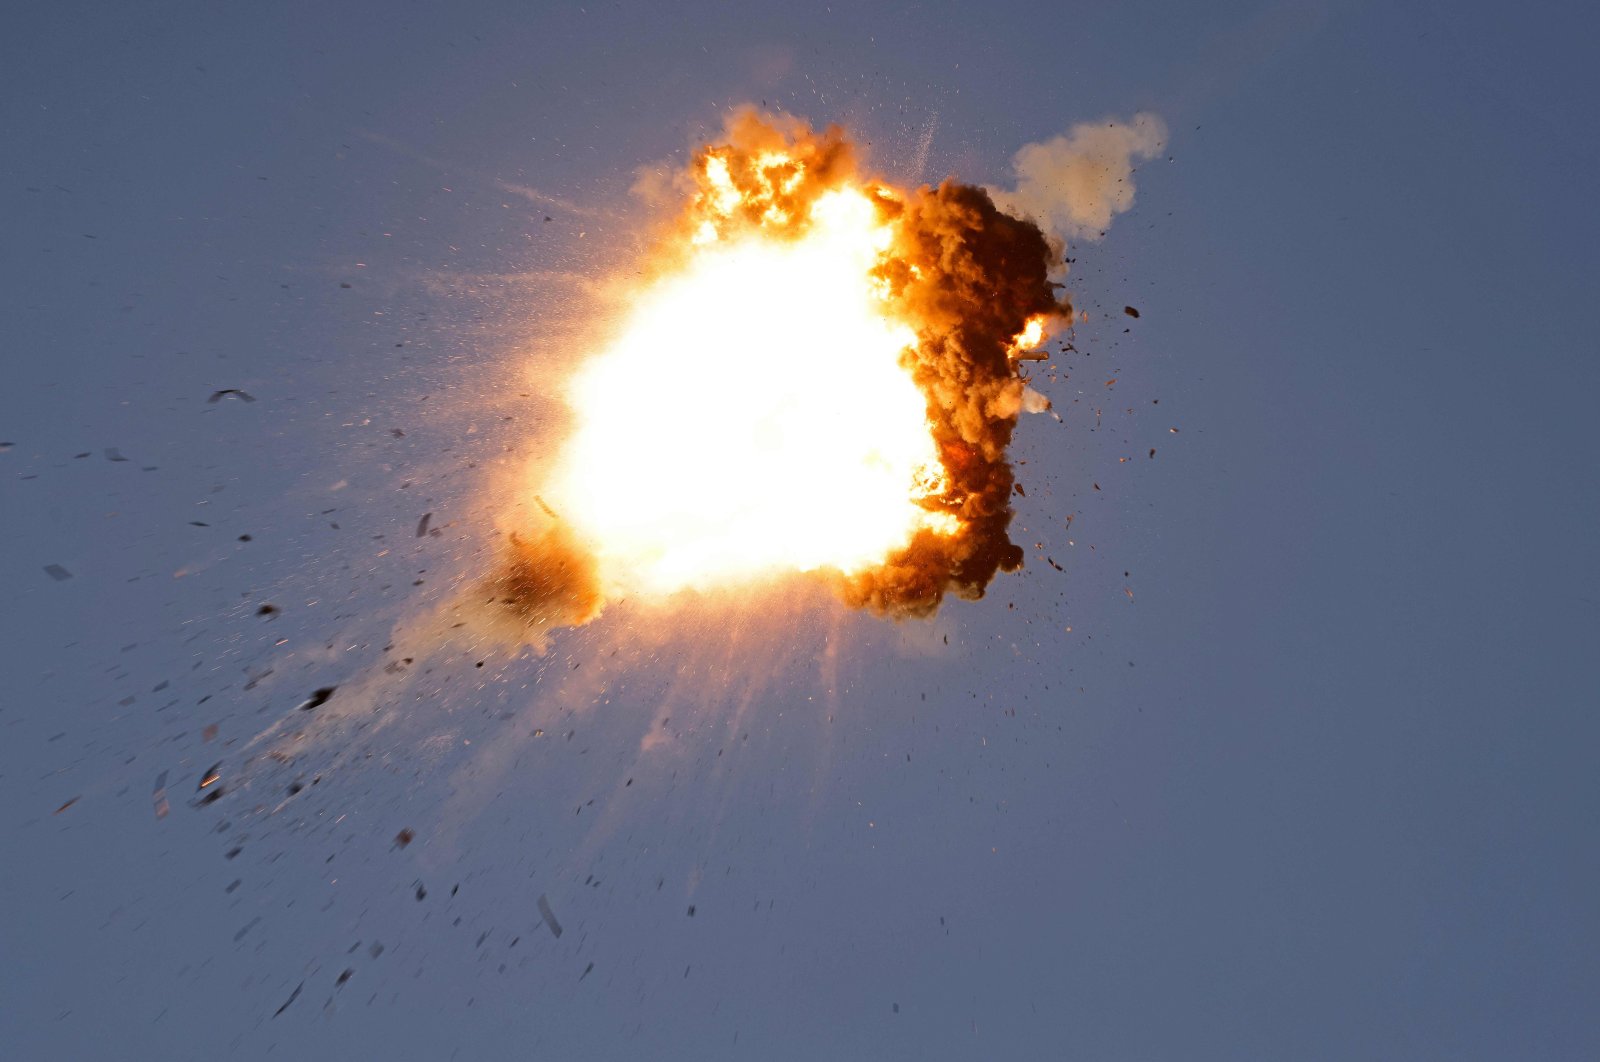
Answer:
[
  {"xmin": 541, "ymin": 154, "xmax": 953, "ymax": 597},
  {"xmin": 495, "ymin": 112, "xmax": 1068, "ymax": 633}
]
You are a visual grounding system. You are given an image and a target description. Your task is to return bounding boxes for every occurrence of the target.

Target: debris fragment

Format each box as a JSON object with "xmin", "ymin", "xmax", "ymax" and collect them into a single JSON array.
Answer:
[
  {"xmin": 416, "ymin": 512, "xmax": 432, "ymax": 537},
  {"xmin": 152, "ymin": 771, "xmax": 170, "ymax": 820},
  {"xmin": 537, "ymin": 894, "xmax": 563, "ymax": 938},
  {"xmin": 207, "ymin": 389, "xmax": 256, "ymax": 403},
  {"xmin": 198, "ymin": 763, "xmax": 221, "ymax": 791},
  {"xmin": 393, "ymin": 828, "xmax": 414, "ymax": 850},
  {"xmin": 297, "ymin": 686, "xmax": 336, "ymax": 712},
  {"xmin": 1124, "ymin": 305, "xmax": 1140, "ymax": 318},
  {"xmin": 579, "ymin": 962, "xmax": 594, "ymax": 982},
  {"xmin": 272, "ymin": 981, "xmax": 303, "ymax": 1018},
  {"xmin": 104, "ymin": 447, "xmax": 128, "ymax": 462},
  {"xmin": 43, "ymin": 564, "xmax": 73, "ymax": 582},
  {"xmin": 53, "ymin": 796, "xmax": 80, "ymax": 815},
  {"xmin": 202, "ymin": 723, "xmax": 218, "ymax": 743}
]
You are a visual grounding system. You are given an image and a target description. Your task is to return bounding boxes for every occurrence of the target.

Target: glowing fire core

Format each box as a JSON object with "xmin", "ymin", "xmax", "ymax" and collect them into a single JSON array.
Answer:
[{"xmin": 545, "ymin": 186, "xmax": 953, "ymax": 597}]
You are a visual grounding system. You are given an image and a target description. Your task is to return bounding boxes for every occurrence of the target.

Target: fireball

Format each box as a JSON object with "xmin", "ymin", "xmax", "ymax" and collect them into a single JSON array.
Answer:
[
  {"xmin": 545, "ymin": 183, "xmax": 953, "ymax": 597},
  {"xmin": 497, "ymin": 112, "xmax": 1066, "ymax": 634}
]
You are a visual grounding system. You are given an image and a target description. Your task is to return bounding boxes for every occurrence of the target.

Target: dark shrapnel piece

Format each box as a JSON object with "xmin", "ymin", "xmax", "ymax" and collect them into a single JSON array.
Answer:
[{"xmin": 538, "ymin": 894, "xmax": 563, "ymax": 938}]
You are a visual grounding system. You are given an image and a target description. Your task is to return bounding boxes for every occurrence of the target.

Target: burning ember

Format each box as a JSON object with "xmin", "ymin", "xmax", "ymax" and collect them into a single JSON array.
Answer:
[{"xmin": 488, "ymin": 111, "xmax": 1071, "ymax": 640}]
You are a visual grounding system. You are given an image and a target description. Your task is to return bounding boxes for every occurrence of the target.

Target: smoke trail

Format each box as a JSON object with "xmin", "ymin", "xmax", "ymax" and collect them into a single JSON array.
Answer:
[{"xmin": 989, "ymin": 112, "xmax": 1167, "ymax": 242}]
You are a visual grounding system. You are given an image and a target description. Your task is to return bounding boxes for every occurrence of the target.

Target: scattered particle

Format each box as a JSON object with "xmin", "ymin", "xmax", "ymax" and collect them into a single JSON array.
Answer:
[
  {"xmin": 416, "ymin": 512, "xmax": 432, "ymax": 537},
  {"xmin": 537, "ymin": 894, "xmax": 563, "ymax": 938},
  {"xmin": 104, "ymin": 448, "xmax": 128, "ymax": 462},
  {"xmin": 415, "ymin": 882, "xmax": 427, "ymax": 901},
  {"xmin": 43, "ymin": 564, "xmax": 73, "ymax": 582},
  {"xmin": 335, "ymin": 969, "xmax": 353, "ymax": 987},
  {"xmin": 297, "ymin": 686, "xmax": 336, "ymax": 712},
  {"xmin": 53, "ymin": 796, "xmax": 80, "ymax": 815},
  {"xmin": 394, "ymin": 828, "xmax": 414, "ymax": 850},
  {"xmin": 272, "ymin": 981, "xmax": 303, "ymax": 1018},
  {"xmin": 256, "ymin": 604, "xmax": 278, "ymax": 617},
  {"xmin": 202, "ymin": 723, "xmax": 218, "ymax": 743},
  {"xmin": 207, "ymin": 389, "xmax": 256, "ymax": 403},
  {"xmin": 686, "ymin": 905, "xmax": 696, "ymax": 917},
  {"xmin": 1124, "ymin": 305, "xmax": 1140, "ymax": 318}
]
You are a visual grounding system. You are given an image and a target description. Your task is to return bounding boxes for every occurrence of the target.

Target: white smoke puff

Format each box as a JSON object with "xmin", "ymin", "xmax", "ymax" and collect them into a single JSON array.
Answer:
[
  {"xmin": 991, "ymin": 113, "xmax": 1167, "ymax": 242},
  {"xmin": 1020, "ymin": 387, "xmax": 1052, "ymax": 414}
]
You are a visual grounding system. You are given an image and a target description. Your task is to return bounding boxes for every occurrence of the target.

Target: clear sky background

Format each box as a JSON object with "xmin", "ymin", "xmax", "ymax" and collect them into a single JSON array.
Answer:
[{"xmin": 4, "ymin": 1, "xmax": 1598, "ymax": 1059}]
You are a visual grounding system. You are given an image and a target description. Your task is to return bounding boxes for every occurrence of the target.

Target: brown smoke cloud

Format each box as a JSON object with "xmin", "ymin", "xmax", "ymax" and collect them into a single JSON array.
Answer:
[
  {"xmin": 476, "ymin": 521, "xmax": 604, "ymax": 650},
  {"xmin": 989, "ymin": 112, "xmax": 1167, "ymax": 242},
  {"xmin": 479, "ymin": 110, "xmax": 1074, "ymax": 636},
  {"xmin": 840, "ymin": 181, "xmax": 1066, "ymax": 615}
]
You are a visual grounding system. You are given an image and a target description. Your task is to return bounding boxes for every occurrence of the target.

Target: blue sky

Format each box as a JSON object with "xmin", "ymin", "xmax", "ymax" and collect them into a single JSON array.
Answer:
[{"xmin": 3, "ymin": 1, "xmax": 1598, "ymax": 1058}]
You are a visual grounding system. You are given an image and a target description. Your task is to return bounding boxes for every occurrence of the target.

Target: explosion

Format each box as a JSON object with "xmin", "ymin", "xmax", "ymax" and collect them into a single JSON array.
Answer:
[{"xmin": 489, "ymin": 111, "xmax": 1069, "ymax": 639}]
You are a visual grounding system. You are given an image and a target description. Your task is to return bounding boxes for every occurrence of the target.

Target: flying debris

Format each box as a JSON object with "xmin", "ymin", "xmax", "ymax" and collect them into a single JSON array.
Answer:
[
  {"xmin": 272, "ymin": 981, "xmax": 303, "ymax": 1018},
  {"xmin": 207, "ymin": 389, "xmax": 256, "ymax": 403},
  {"xmin": 42, "ymin": 564, "xmax": 73, "ymax": 582},
  {"xmin": 297, "ymin": 686, "xmax": 337, "ymax": 712},
  {"xmin": 1124, "ymin": 305, "xmax": 1140, "ymax": 318},
  {"xmin": 152, "ymin": 771, "xmax": 170, "ymax": 820},
  {"xmin": 537, "ymin": 894, "xmax": 564, "ymax": 938}
]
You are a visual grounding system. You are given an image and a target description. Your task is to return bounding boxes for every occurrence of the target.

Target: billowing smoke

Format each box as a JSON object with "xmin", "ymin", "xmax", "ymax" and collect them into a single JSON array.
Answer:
[
  {"xmin": 839, "ymin": 181, "xmax": 1065, "ymax": 615},
  {"xmin": 989, "ymin": 112, "xmax": 1167, "ymax": 242},
  {"xmin": 479, "ymin": 110, "xmax": 1094, "ymax": 641}
]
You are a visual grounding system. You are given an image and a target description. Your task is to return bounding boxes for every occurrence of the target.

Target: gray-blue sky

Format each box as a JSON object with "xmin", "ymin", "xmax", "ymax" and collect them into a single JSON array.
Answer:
[{"xmin": 4, "ymin": 1, "xmax": 1598, "ymax": 1058}]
